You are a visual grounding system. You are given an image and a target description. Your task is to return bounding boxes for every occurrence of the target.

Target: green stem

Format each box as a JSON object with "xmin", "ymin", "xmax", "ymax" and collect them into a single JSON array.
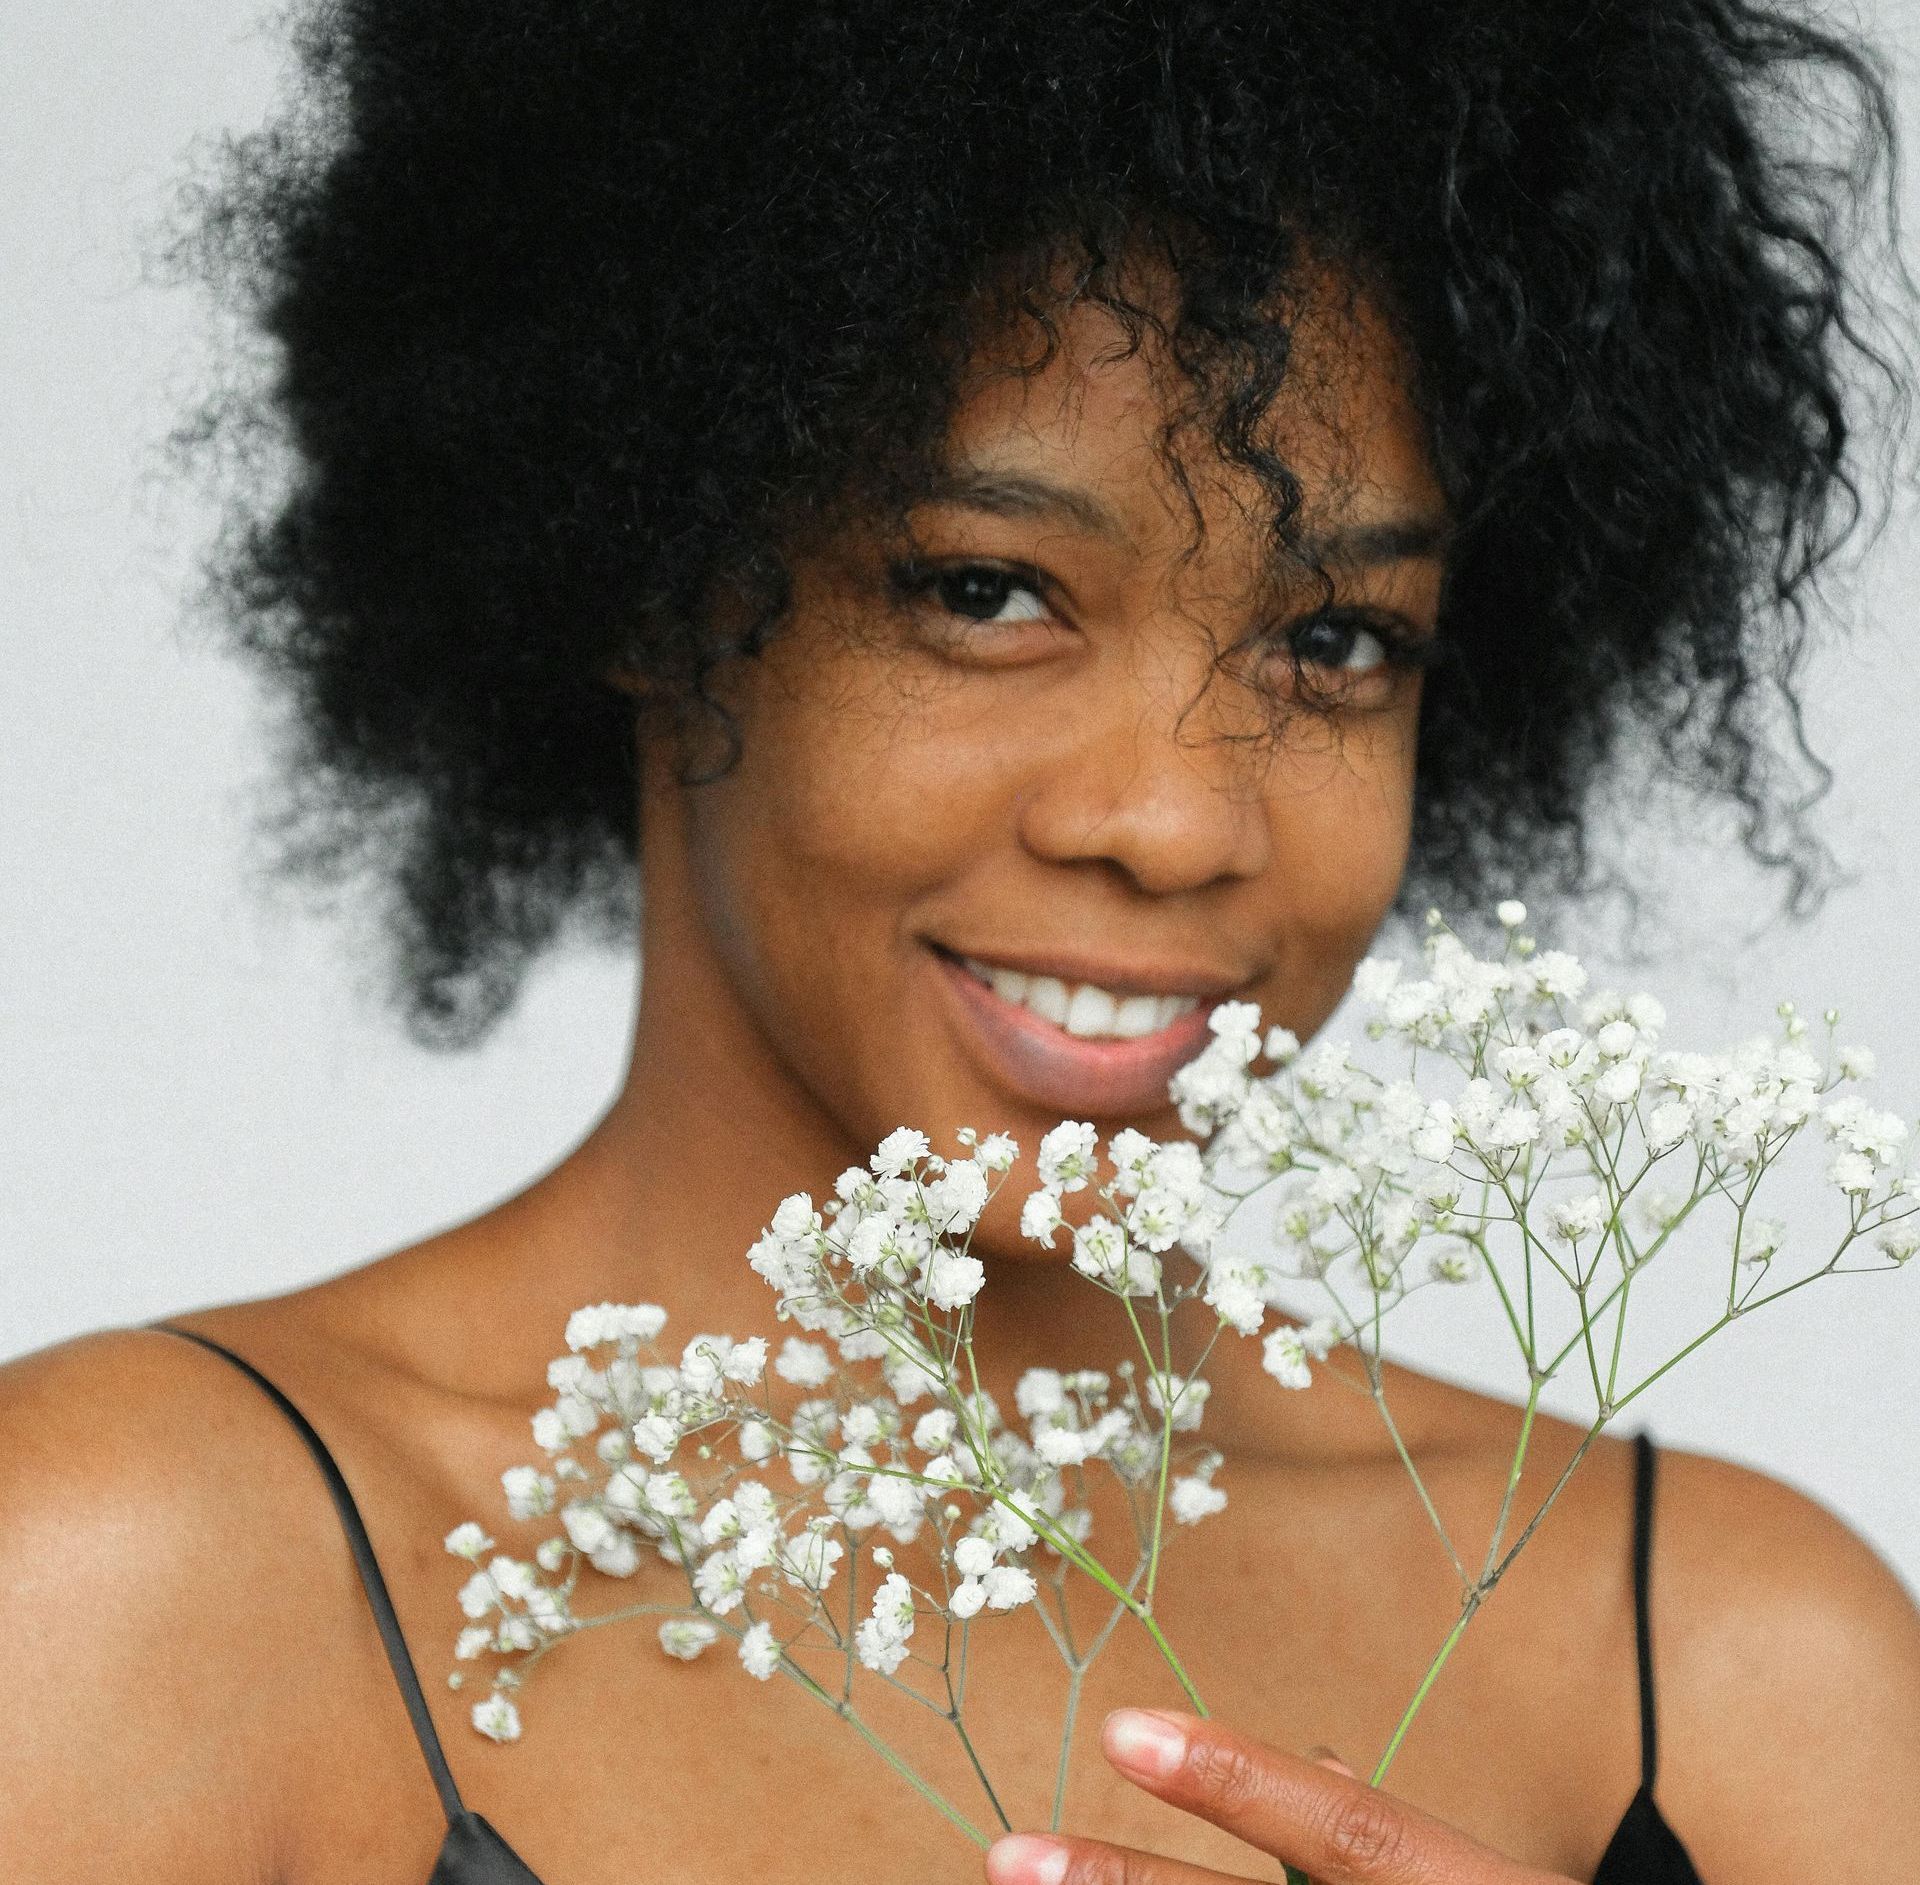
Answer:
[
  {"xmin": 1369, "ymin": 1591, "xmax": 1483, "ymax": 1786},
  {"xmin": 779, "ymin": 1662, "xmax": 989, "ymax": 1848},
  {"xmin": 1480, "ymin": 1384, "xmax": 1540, "ymax": 1581},
  {"xmin": 1052, "ymin": 1662, "xmax": 1085, "ymax": 1832}
]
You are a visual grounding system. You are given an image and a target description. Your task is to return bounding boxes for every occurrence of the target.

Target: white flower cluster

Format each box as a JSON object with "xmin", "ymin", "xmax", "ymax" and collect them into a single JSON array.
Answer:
[
  {"xmin": 1160, "ymin": 912, "xmax": 1919, "ymax": 1378},
  {"xmin": 450, "ymin": 1123, "xmax": 1286, "ymax": 1742},
  {"xmin": 449, "ymin": 903, "xmax": 1914, "ymax": 1795}
]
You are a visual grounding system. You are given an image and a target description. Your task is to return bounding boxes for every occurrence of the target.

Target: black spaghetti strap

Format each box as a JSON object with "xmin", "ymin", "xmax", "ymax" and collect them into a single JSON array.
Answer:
[
  {"xmin": 1630, "ymin": 1429, "xmax": 1660, "ymax": 1791},
  {"xmin": 148, "ymin": 1322, "xmax": 468, "ymax": 1828}
]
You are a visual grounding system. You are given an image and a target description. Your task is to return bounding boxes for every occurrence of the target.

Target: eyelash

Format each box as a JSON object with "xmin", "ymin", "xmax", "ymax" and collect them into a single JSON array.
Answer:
[{"xmin": 884, "ymin": 555, "xmax": 1440, "ymax": 679}]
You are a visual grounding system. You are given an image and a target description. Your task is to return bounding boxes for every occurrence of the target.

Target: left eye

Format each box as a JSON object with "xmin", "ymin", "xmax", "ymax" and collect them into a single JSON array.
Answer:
[
  {"xmin": 922, "ymin": 565, "xmax": 1050, "ymax": 625},
  {"xmin": 1286, "ymin": 611, "xmax": 1390, "ymax": 673}
]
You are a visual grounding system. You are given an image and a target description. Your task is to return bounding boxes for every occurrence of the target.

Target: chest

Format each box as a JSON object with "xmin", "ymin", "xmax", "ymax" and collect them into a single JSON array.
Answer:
[{"xmin": 279, "ymin": 1453, "xmax": 1642, "ymax": 1885}]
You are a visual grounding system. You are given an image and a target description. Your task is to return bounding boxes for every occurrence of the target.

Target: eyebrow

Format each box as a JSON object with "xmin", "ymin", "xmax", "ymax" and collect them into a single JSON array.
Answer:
[{"xmin": 918, "ymin": 467, "xmax": 1454, "ymax": 567}]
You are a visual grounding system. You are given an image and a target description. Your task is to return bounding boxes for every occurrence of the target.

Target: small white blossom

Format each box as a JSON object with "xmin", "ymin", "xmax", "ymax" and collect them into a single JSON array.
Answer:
[
  {"xmin": 564, "ymin": 1302, "xmax": 668, "ymax": 1351},
  {"xmin": 1020, "ymin": 1188, "xmax": 1066, "ymax": 1246},
  {"xmin": 976, "ymin": 1131, "xmax": 1019, "ymax": 1171},
  {"xmin": 981, "ymin": 1564, "xmax": 1038, "ymax": 1611},
  {"xmin": 1169, "ymin": 1475, "xmax": 1228, "ymax": 1523},
  {"xmin": 1261, "ymin": 1325, "xmax": 1314, "ymax": 1390},
  {"xmin": 630, "ymin": 1415, "xmax": 679, "ymax": 1463},
  {"xmin": 1829, "ymin": 1150, "xmax": 1876, "ymax": 1195},
  {"xmin": 738, "ymin": 1621, "xmax": 780, "ymax": 1680},
  {"xmin": 924, "ymin": 1249, "xmax": 986, "ymax": 1310},
  {"xmin": 953, "ymin": 1535, "xmax": 998, "ymax": 1578},
  {"xmin": 471, "ymin": 1693, "xmax": 521, "ymax": 1742},
  {"xmin": 1037, "ymin": 1121, "xmax": 1099, "ymax": 1192},
  {"xmin": 499, "ymin": 1466, "xmax": 552, "ymax": 1527},
  {"xmin": 1546, "ymin": 1194, "xmax": 1609, "ymax": 1243},
  {"xmin": 658, "ymin": 1618, "xmax": 720, "ymax": 1661},
  {"xmin": 774, "ymin": 1337, "xmax": 834, "ymax": 1387},
  {"xmin": 444, "ymin": 1522, "xmax": 493, "ymax": 1562},
  {"xmin": 872, "ymin": 1127, "xmax": 931, "ymax": 1175}
]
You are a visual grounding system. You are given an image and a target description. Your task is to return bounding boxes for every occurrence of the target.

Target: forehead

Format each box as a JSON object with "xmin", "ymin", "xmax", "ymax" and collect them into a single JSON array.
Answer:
[{"xmin": 938, "ymin": 267, "xmax": 1446, "ymax": 564}]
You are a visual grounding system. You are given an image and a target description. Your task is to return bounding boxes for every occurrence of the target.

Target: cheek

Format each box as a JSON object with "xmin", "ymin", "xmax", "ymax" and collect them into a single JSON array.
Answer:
[
  {"xmin": 677, "ymin": 644, "xmax": 1011, "ymax": 1089},
  {"xmin": 1262, "ymin": 703, "xmax": 1421, "ymax": 1020}
]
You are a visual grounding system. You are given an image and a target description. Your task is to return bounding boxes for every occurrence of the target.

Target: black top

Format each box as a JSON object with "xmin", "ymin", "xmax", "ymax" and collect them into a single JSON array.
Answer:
[{"xmin": 148, "ymin": 1322, "xmax": 1703, "ymax": 1883}]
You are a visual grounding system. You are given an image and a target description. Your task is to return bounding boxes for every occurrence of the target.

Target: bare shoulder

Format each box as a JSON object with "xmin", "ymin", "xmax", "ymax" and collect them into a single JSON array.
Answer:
[
  {"xmin": 1645, "ymin": 1444, "xmax": 1920, "ymax": 1875},
  {"xmin": 0, "ymin": 1316, "xmax": 413, "ymax": 1882},
  {"xmin": 1364, "ymin": 1372, "xmax": 1920, "ymax": 1870}
]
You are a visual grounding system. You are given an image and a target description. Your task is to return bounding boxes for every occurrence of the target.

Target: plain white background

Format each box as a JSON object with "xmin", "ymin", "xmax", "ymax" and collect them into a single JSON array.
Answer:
[{"xmin": 5, "ymin": 0, "xmax": 1919, "ymax": 1596}]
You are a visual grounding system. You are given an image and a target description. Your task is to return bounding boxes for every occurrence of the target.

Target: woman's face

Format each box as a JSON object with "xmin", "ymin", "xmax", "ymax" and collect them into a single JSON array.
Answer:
[{"xmin": 647, "ymin": 277, "xmax": 1449, "ymax": 1252}]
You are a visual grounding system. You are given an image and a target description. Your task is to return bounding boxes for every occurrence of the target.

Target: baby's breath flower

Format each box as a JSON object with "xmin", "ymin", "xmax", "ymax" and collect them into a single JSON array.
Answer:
[
  {"xmin": 1020, "ymin": 1188, "xmax": 1065, "ymax": 1246},
  {"xmin": 774, "ymin": 1337, "xmax": 833, "ymax": 1388},
  {"xmin": 444, "ymin": 1522, "xmax": 493, "ymax": 1562},
  {"xmin": 872, "ymin": 1127, "xmax": 930, "ymax": 1175},
  {"xmin": 1545, "ymin": 1194, "xmax": 1608, "ymax": 1243},
  {"xmin": 976, "ymin": 1131, "xmax": 1018, "ymax": 1172},
  {"xmin": 1036, "ymin": 1121, "xmax": 1098, "ymax": 1192},
  {"xmin": 1169, "ymin": 1474, "xmax": 1227, "ymax": 1524},
  {"xmin": 1261, "ymin": 1326, "xmax": 1314, "ymax": 1390},
  {"xmin": 658, "ymin": 1618, "xmax": 720, "ymax": 1661},
  {"xmin": 924, "ymin": 1248, "xmax": 986, "ymax": 1309},
  {"xmin": 495, "ymin": 1466, "xmax": 556, "ymax": 1527},
  {"xmin": 471, "ymin": 1693, "xmax": 521, "ymax": 1742},
  {"xmin": 981, "ymin": 1564, "xmax": 1038, "ymax": 1611},
  {"xmin": 737, "ymin": 1621, "xmax": 780, "ymax": 1680}
]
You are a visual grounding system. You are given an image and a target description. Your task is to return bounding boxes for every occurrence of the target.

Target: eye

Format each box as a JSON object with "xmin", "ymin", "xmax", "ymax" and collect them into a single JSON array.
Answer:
[
  {"xmin": 1270, "ymin": 607, "xmax": 1441, "ymax": 692},
  {"xmin": 895, "ymin": 560, "xmax": 1050, "ymax": 626},
  {"xmin": 1287, "ymin": 609, "xmax": 1391, "ymax": 673}
]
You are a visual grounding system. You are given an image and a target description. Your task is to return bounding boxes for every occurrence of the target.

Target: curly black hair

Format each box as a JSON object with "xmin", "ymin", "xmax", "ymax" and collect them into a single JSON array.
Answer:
[{"xmin": 174, "ymin": 0, "xmax": 1916, "ymax": 1045}]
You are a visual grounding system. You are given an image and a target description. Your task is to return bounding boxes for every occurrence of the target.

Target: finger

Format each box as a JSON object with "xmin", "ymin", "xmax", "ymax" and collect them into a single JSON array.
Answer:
[
  {"xmin": 1101, "ymin": 1709, "xmax": 1567, "ymax": 1885},
  {"xmin": 985, "ymin": 1829, "xmax": 1257, "ymax": 1885},
  {"xmin": 1302, "ymin": 1745, "xmax": 1357, "ymax": 1780}
]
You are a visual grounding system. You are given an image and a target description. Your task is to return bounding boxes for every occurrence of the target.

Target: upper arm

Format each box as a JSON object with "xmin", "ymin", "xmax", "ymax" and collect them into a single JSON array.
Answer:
[
  {"xmin": 0, "ymin": 1330, "xmax": 288, "ymax": 1883},
  {"xmin": 1653, "ymin": 1448, "xmax": 1920, "ymax": 1879}
]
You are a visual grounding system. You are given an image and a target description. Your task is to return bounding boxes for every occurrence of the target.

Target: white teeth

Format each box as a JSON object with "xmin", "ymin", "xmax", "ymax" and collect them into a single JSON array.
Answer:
[
  {"xmin": 1064, "ymin": 986, "xmax": 1118, "ymax": 1038},
  {"xmin": 959, "ymin": 956, "xmax": 1203, "ymax": 1040},
  {"xmin": 1025, "ymin": 975, "xmax": 1070, "ymax": 1026}
]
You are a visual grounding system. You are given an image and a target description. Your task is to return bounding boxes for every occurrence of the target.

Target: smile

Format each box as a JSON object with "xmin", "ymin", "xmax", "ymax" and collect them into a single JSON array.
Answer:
[
  {"xmin": 953, "ymin": 956, "xmax": 1201, "ymax": 1041},
  {"xmin": 924, "ymin": 943, "xmax": 1249, "ymax": 1118}
]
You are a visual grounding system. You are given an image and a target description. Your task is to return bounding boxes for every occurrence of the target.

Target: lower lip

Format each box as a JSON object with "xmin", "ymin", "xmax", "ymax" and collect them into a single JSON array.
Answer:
[{"xmin": 925, "ymin": 946, "xmax": 1221, "ymax": 1119}]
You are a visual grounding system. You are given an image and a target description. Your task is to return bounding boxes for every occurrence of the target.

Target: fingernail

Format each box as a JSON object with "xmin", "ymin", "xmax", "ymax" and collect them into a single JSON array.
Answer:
[
  {"xmin": 1103, "ymin": 1706, "xmax": 1187, "ymax": 1779},
  {"xmin": 985, "ymin": 1833, "xmax": 1069, "ymax": 1885}
]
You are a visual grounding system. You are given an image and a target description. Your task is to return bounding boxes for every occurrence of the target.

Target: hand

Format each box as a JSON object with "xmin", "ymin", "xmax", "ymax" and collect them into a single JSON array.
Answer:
[{"xmin": 981, "ymin": 1709, "xmax": 1579, "ymax": 1885}]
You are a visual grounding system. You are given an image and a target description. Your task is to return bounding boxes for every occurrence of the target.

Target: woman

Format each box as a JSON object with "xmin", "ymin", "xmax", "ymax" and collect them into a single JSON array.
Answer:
[{"xmin": 5, "ymin": 1, "xmax": 1918, "ymax": 1880}]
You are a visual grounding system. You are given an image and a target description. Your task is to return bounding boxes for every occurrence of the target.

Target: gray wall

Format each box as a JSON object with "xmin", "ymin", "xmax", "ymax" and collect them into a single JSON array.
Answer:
[{"xmin": 6, "ymin": 2, "xmax": 1919, "ymax": 1592}]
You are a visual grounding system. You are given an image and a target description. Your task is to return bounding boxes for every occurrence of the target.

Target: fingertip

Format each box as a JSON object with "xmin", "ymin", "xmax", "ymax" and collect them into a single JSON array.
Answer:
[{"xmin": 1101, "ymin": 1706, "xmax": 1190, "ymax": 1780}]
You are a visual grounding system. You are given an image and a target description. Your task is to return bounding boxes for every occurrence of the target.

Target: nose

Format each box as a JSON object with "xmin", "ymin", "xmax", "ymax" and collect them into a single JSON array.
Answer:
[{"xmin": 1015, "ymin": 642, "xmax": 1273, "ymax": 897}]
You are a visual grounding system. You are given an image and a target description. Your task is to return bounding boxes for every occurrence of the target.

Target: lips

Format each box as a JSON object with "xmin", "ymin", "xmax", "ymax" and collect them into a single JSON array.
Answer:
[{"xmin": 924, "ymin": 943, "xmax": 1237, "ymax": 1118}]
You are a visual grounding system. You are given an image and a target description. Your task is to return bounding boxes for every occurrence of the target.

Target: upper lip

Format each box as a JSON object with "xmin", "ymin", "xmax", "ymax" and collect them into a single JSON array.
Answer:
[{"xmin": 928, "ymin": 939, "xmax": 1261, "ymax": 1002}]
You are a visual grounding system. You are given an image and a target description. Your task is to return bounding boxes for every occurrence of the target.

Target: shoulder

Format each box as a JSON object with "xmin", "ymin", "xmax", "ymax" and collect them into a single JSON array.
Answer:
[
  {"xmin": 1647, "ymin": 1444, "xmax": 1920, "ymax": 1875},
  {"xmin": 0, "ymin": 1320, "xmax": 382, "ymax": 1881}
]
